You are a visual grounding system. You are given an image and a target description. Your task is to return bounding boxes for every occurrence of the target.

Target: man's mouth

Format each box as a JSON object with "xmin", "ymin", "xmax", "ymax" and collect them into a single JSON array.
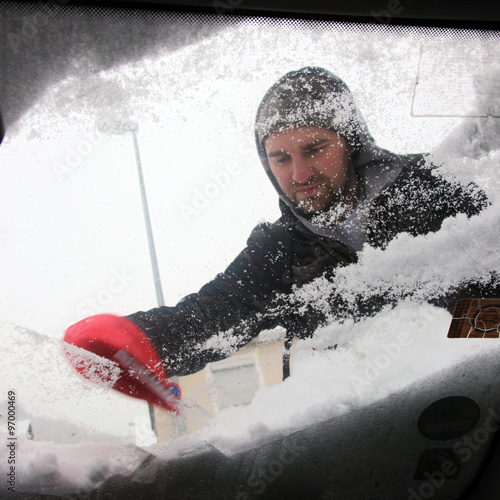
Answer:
[{"xmin": 295, "ymin": 184, "xmax": 322, "ymax": 198}]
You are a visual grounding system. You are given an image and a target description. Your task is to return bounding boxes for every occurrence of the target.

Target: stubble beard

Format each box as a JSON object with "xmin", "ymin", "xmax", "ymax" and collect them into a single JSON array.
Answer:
[{"xmin": 299, "ymin": 173, "xmax": 360, "ymax": 224}]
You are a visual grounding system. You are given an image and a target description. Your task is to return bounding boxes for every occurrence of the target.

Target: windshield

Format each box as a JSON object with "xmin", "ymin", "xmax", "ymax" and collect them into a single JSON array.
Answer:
[{"xmin": 1, "ymin": 3, "xmax": 499, "ymax": 498}]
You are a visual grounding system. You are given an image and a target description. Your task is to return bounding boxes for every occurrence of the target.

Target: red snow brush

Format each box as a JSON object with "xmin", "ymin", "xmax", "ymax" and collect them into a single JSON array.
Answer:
[{"xmin": 64, "ymin": 314, "xmax": 180, "ymax": 413}]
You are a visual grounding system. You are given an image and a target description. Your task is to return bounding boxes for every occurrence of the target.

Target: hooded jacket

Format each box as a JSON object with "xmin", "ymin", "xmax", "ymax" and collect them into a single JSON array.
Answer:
[{"xmin": 128, "ymin": 68, "xmax": 489, "ymax": 378}]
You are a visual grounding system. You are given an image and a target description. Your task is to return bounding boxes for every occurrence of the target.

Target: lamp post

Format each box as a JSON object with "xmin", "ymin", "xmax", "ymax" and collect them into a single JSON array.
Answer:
[
  {"xmin": 97, "ymin": 119, "xmax": 164, "ymax": 307},
  {"xmin": 97, "ymin": 118, "xmax": 166, "ymax": 439}
]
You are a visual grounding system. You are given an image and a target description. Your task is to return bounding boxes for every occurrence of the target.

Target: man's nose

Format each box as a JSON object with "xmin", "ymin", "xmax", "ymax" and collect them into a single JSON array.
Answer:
[{"xmin": 291, "ymin": 156, "xmax": 314, "ymax": 184}]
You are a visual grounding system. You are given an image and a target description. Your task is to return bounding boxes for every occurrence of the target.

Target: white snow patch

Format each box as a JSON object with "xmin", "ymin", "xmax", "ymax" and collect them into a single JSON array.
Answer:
[
  {"xmin": 194, "ymin": 301, "xmax": 500, "ymax": 455},
  {"xmin": 0, "ymin": 434, "xmax": 150, "ymax": 495}
]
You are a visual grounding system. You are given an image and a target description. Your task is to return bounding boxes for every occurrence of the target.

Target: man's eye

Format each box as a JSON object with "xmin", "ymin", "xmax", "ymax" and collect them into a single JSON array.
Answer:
[
  {"xmin": 273, "ymin": 156, "xmax": 289, "ymax": 165},
  {"xmin": 307, "ymin": 147, "xmax": 323, "ymax": 155}
]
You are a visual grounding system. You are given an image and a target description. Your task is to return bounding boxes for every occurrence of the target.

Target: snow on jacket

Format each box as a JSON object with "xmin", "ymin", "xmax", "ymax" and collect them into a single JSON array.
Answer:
[{"xmin": 128, "ymin": 68, "xmax": 489, "ymax": 377}]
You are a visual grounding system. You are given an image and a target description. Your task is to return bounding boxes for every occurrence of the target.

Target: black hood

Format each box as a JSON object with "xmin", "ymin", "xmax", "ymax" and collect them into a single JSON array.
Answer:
[{"xmin": 254, "ymin": 67, "xmax": 403, "ymax": 236}]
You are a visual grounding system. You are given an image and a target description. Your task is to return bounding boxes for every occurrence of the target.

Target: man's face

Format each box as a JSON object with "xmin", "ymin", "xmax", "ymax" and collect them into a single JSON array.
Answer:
[{"xmin": 264, "ymin": 126, "xmax": 358, "ymax": 215}]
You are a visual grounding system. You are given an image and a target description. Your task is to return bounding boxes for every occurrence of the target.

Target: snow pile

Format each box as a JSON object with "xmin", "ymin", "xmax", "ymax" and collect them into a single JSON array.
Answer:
[
  {"xmin": 0, "ymin": 434, "xmax": 150, "ymax": 495},
  {"xmin": 194, "ymin": 301, "xmax": 500, "ymax": 455},
  {"xmin": 290, "ymin": 204, "xmax": 498, "ymax": 321},
  {"xmin": 0, "ymin": 321, "xmax": 120, "ymax": 392}
]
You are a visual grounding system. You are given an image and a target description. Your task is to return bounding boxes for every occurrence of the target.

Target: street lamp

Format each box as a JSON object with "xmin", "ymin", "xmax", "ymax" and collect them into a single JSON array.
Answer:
[
  {"xmin": 97, "ymin": 118, "xmax": 168, "ymax": 439},
  {"xmin": 97, "ymin": 118, "xmax": 164, "ymax": 307}
]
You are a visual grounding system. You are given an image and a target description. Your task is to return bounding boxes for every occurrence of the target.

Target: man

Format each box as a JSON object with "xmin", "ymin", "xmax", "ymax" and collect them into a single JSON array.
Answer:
[{"xmin": 65, "ymin": 67, "xmax": 490, "ymax": 393}]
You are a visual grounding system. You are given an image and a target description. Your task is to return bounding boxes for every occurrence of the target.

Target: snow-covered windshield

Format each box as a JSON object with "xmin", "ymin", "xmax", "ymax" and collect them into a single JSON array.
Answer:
[{"xmin": 1, "ymin": 4, "xmax": 499, "ymax": 498}]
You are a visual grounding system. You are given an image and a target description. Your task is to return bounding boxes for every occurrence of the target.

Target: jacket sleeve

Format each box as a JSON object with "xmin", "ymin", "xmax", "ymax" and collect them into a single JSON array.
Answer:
[
  {"xmin": 126, "ymin": 221, "xmax": 293, "ymax": 377},
  {"xmin": 367, "ymin": 155, "xmax": 496, "ymax": 312},
  {"xmin": 366, "ymin": 155, "xmax": 489, "ymax": 248}
]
